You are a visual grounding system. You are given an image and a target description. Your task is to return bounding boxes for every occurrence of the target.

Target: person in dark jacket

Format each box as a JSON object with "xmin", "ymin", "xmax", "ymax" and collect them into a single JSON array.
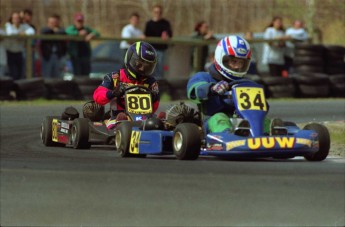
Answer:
[
  {"xmin": 65, "ymin": 12, "xmax": 100, "ymax": 77},
  {"xmin": 40, "ymin": 14, "xmax": 67, "ymax": 78},
  {"xmin": 144, "ymin": 4, "xmax": 172, "ymax": 79}
]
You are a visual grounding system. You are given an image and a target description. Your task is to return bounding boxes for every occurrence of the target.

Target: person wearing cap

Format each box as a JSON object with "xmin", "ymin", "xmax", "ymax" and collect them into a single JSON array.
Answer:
[{"xmin": 65, "ymin": 12, "xmax": 100, "ymax": 77}]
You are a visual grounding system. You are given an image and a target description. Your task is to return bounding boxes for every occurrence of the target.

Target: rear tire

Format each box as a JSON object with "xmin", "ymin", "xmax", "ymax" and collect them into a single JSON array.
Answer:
[
  {"xmin": 41, "ymin": 116, "xmax": 65, "ymax": 147},
  {"xmin": 303, "ymin": 123, "xmax": 330, "ymax": 161},
  {"xmin": 71, "ymin": 118, "xmax": 91, "ymax": 149},
  {"xmin": 173, "ymin": 123, "xmax": 201, "ymax": 160}
]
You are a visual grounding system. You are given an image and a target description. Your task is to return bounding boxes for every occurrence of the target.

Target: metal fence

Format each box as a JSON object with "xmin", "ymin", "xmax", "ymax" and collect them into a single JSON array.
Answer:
[{"xmin": 0, "ymin": 34, "xmax": 303, "ymax": 79}]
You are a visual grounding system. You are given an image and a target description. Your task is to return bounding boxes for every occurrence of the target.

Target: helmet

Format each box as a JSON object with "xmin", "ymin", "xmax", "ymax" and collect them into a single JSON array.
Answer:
[
  {"xmin": 124, "ymin": 41, "xmax": 157, "ymax": 80},
  {"xmin": 214, "ymin": 35, "xmax": 251, "ymax": 80}
]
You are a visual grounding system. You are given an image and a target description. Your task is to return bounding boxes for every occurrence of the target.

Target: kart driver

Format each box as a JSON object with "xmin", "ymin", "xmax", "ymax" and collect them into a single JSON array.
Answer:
[
  {"xmin": 93, "ymin": 41, "xmax": 160, "ymax": 129},
  {"xmin": 187, "ymin": 35, "xmax": 282, "ymax": 134}
]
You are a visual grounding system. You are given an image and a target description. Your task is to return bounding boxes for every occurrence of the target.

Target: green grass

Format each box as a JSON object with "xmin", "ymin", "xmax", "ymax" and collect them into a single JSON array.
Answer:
[
  {"xmin": 0, "ymin": 98, "xmax": 85, "ymax": 106},
  {"xmin": 298, "ymin": 122, "xmax": 345, "ymax": 157}
]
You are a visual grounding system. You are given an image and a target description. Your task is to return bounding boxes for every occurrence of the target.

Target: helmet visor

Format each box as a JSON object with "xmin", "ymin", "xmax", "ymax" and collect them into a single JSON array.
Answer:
[
  {"xmin": 222, "ymin": 56, "xmax": 251, "ymax": 73},
  {"xmin": 129, "ymin": 54, "xmax": 156, "ymax": 76}
]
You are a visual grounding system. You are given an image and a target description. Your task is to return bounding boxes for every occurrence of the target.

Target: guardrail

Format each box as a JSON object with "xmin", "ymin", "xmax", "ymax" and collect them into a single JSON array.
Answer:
[{"xmin": 0, "ymin": 34, "xmax": 306, "ymax": 79}]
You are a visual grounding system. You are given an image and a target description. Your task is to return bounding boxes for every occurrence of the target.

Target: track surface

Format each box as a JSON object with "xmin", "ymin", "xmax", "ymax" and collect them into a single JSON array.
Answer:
[{"xmin": 1, "ymin": 100, "xmax": 344, "ymax": 226}]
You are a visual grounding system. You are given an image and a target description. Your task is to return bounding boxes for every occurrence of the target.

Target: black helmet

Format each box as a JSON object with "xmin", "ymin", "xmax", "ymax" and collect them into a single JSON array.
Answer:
[{"xmin": 124, "ymin": 41, "xmax": 157, "ymax": 80}]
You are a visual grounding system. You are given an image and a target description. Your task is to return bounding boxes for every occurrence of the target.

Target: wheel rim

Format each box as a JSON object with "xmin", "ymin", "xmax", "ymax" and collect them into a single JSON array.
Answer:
[
  {"xmin": 71, "ymin": 125, "xmax": 77, "ymax": 143},
  {"xmin": 115, "ymin": 130, "xmax": 122, "ymax": 150},
  {"xmin": 173, "ymin": 131, "xmax": 183, "ymax": 152},
  {"xmin": 40, "ymin": 123, "xmax": 44, "ymax": 142}
]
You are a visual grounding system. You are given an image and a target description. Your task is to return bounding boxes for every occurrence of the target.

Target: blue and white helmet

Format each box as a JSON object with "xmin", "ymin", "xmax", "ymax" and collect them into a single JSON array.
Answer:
[{"xmin": 214, "ymin": 35, "xmax": 252, "ymax": 80}]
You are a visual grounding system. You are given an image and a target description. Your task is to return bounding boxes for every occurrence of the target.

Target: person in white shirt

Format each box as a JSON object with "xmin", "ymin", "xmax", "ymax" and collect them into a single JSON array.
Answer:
[
  {"xmin": 4, "ymin": 11, "xmax": 35, "ymax": 80},
  {"xmin": 262, "ymin": 16, "xmax": 287, "ymax": 77},
  {"xmin": 285, "ymin": 20, "xmax": 309, "ymax": 72},
  {"xmin": 120, "ymin": 12, "xmax": 145, "ymax": 55},
  {"xmin": 0, "ymin": 18, "xmax": 7, "ymax": 76}
]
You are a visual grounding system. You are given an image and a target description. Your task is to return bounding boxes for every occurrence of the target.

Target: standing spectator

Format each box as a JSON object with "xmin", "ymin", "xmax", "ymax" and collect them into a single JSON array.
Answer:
[
  {"xmin": 20, "ymin": 9, "xmax": 36, "ymax": 32},
  {"xmin": 4, "ymin": 11, "xmax": 35, "ymax": 80},
  {"xmin": 0, "ymin": 18, "xmax": 7, "ymax": 76},
  {"xmin": 261, "ymin": 16, "xmax": 287, "ymax": 77},
  {"xmin": 20, "ymin": 8, "xmax": 37, "ymax": 77},
  {"xmin": 120, "ymin": 12, "xmax": 145, "ymax": 57},
  {"xmin": 192, "ymin": 20, "xmax": 216, "ymax": 71},
  {"xmin": 65, "ymin": 12, "xmax": 100, "ymax": 77},
  {"xmin": 144, "ymin": 4, "xmax": 172, "ymax": 79},
  {"xmin": 40, "ymin": 14, "xmax": 67, "ymax": 78},
  {"xmin": 284, "ymin": 20, "xmax": 309, "ymax": 73}
]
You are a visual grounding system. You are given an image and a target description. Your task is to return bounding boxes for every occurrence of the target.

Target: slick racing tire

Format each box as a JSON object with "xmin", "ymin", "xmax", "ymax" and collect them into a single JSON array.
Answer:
[
  {"xmin": 115, "ymin": 121, "xmax": 132, "ymax": 157},
  {"xmin": 303, "ymin": 123, "xmax": 330, "ymax": 161},
  {"xmin": 41, "ymin": 116, "xmax": 65, "ymax": 147},
  {"xmin": 71, "ymin": 118, "xmax": 91, "ymax": 149},
  {"xmin": 173, "ymin": 123, "xmax": 201, "ymax": 160}
]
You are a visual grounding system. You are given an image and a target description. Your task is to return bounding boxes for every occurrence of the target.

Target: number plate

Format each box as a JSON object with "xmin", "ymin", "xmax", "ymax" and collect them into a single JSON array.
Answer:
[
  {"xmin": 125, "ymin": 93, "xmax": 152, "ymax": 114},
  {"xmin": 52, "ymin": 119, "xmax": 58, "ymax": 142},
  {"xmin": 235, "ymin": 87, "xmax": 267, "ymax": 111}
]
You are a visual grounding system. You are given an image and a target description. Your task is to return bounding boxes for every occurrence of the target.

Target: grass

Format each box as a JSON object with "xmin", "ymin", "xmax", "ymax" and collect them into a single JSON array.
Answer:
[
  {"xmin": 0, "ymin": 98, "xmax": 85, "ymax": 106},
  {"xmin": 298, "ymin": 122, "xmax": 345, "ymax": 157}
]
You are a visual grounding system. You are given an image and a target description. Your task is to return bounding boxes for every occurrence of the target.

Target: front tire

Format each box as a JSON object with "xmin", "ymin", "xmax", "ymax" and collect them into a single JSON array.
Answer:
[
  {"xmin": 71, "ymin": 118, "xmax": 91, "ymax": 149},
  {"xmin": 115, "ymin": 121, "xmax": 132, "ymax": 157},
  {"xmin": 173, "ymin": 123, "xmax": 201, "ymax": 160},
  {"xmin": 303, "ymin": 123, "xmax": 330, "ymax": 161}
]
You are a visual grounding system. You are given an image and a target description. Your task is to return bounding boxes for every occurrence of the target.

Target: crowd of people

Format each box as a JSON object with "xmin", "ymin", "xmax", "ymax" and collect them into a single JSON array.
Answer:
[{"xmin": 0, "ymin": 6, "xmax": 309, "ymax": 81}]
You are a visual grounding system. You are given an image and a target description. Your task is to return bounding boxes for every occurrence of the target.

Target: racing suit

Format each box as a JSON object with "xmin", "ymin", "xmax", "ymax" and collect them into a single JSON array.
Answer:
[
  {"xmin": 187, "ymin": 63, "xmax": 270, "ymax": 133},
  {"xmin": 187, "ymin": 63, "xmax": 235, "ymax": 133},
  {"xmin": 93, "ymin": 68, "xmax": 160, "ymax": 128}
]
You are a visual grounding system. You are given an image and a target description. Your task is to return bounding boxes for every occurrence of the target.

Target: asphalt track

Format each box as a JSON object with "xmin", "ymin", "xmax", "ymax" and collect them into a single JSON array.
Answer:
[{"xmin": 1, "ymin": 99, "xmax": 344, "ymax": 226}]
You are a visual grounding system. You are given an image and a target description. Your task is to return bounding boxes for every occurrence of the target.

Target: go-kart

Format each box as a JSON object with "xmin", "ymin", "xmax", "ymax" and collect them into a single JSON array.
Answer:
[
  {"xmin": 115, "ymin": 79, "xmax": 330, "ymax": 161},
  {"xmin": 41, "ymin": 80, "xmax": 330, "ymax": 162},
  {"xmin": 40, "ymin": 85, "xmax": 161, "ymax": 149}
]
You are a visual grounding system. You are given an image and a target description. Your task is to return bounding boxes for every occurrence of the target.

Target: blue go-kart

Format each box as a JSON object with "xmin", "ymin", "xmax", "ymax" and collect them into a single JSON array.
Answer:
[{"xmin": 115, "ymin": 80, "xmax": 330, "ymax": 161}]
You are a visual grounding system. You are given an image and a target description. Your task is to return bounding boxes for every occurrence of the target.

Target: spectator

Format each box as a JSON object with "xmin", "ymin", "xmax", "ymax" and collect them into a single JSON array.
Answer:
[
  {"xmin": 144, "ymin": 4, "xmax": 172, "ymax": 79},
  {"xmin": 4, "ymin": 11, "xmax": 35, "ymax": 80},
  {"xmin": 284, "ymin": 20, "xmax": 309, "ymax": 73},
  {"xmin": 20, "ymin": 9, "xmax": 36, "ymax": 32},
  {"xmin": 192, "ymin": 20, "xmax": 216, "ymax": 71},
  {"xmin": 262, "ymin": 16, "xmax": 287, "ymax": 77},
  {"xmin": 20, "ymin": 8, "xmax": 37, "ymax": 77},
  {"xmin": 120, "ymin": 12, "xmax": 145, "ymax": 56},
  {"xmin": 204, "ymin": 51, "xmax": 215, "ymax": 72},
  {"xmin": 65, "ymin": 12, "xmax": 100, "ymax": 77},
  {"xmin": 0, "ymin": 18, "xmax": 7, "ymax": 76},
  {"xmin": 40, "ymin": 14, "xmax": 67, "ymax": 78}
]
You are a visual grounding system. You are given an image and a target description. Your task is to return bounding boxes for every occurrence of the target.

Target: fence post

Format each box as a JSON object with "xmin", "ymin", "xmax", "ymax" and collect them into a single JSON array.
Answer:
[
  {"xmin": 193, "ymin": 45, "xmax": 203, "ymax": 72},
  {"xmin": 25, "ymin": 37, "xmax": 33, "ymax": 79}
]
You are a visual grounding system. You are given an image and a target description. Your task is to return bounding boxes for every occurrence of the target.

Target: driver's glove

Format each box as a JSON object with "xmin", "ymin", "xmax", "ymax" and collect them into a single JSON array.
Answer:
[
  {"xmin": 210, "ymin": 80, "xmax": 229, "ymax": 95},
  {"xmin": 107, "ymin": 83, "xmax": 125, "ymax": 99}
]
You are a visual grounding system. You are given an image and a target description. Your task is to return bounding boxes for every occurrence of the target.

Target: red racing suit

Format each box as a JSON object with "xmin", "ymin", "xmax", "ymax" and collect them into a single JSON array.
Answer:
[{"xmin": 93, "ymin": 68, "xmax": 160, "ymax": 116}]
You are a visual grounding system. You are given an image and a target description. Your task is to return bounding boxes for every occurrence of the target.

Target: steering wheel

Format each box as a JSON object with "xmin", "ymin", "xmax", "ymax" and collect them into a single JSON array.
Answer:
[{"xmin": 228, "ymin": 79, "xmax": 257, "ymax": 87}]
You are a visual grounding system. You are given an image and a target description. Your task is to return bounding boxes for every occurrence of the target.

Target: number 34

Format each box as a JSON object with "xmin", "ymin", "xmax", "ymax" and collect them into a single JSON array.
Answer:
[{"xmin": 237, "ymin": 88, "xmax": 267, "ymax": 111}]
